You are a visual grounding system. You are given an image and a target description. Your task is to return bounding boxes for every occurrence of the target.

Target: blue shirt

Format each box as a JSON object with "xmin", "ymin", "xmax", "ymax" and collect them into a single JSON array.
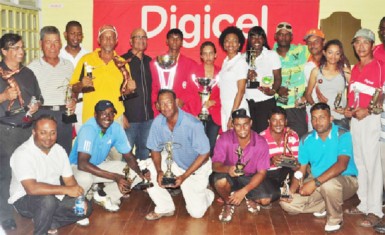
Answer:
[
  {"xmin": 147, "ymin": 108, "xmax": 210, "ymax": 170},
  {"xmin": 299, "ymin": 123, "xmax": 357, "ymax": 178},
  {"xmin": 69, "ymin": 118, "xmax": 131, "ymax": 165}
]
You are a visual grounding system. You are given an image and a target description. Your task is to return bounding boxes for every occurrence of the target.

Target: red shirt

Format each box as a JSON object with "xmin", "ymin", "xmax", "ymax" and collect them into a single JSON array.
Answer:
[
  {"xmin": 150, "ymin": 54, "xmax": 201, "ymax": 117},
  {"xmin": 193, "ymin": 64, "xmax": 221, "ymax": 127},
  {"xmin": 374, "ymin": 44, "xmax": 385, "ymax": 63}
]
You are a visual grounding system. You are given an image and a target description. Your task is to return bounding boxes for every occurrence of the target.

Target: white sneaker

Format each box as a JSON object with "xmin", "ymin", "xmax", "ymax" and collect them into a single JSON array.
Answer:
[
  {"xmin": 93, "ymin": 191, "xmax": 106, "ymax": 205},
  {"xmin": 324, "ymin": 222, "xmax": 342, "ymax": 232},
  {"xmin": 93, "ymin": 191, "xmax": 119, "ymax": 212},
  {"xmin": 313, "ymin": 211, "xmax": 327, "ymax": 218},
  {"xmin": 76, "ymin": 218, "xmax": 89, "ymax": 226}
]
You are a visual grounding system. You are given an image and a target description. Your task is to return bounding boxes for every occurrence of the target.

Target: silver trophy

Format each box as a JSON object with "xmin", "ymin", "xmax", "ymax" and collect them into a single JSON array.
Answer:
[
  {"xmin": 235, "ymin": 146, "xmax": 249, "ymax": 176},
  {"xmin": 247, "ymin": 48, "xmax": 259, "ymax": 89},
  {"xmin": 62, "ymin": 85, "xmax": 77, "ymax": 124},
  {"xmin": 281, "ymin": 173, "xmax": 291, "ymax": 198},
  {"xmin": 334, "ymin": 91, "xmax": 343, "ymax": 110},
  {"xmin": 156, "ymin": 54, "xmax": 177, "ymax": 69},
  {"xmin": 161, "ymin": 141, "xmax": 178, "ymax": 187},
  {"xmin": 192, "ymin": 75, "xmax": 219, "ymax": 121}
]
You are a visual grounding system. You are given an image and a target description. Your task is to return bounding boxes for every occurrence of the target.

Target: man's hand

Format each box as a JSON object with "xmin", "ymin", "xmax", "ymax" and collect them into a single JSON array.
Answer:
[
  {"xmin": 277, "ymin": 87, "xmax": 289, "ymax": 97},
  {"xmin": 271, "ymin": 155, "xmax": 283, "ymax": 167},
  {"xmin": 170, "ymin": 174, "xmax": 187, "ymax": 188},
  {"xmin": 65, "ymin": 98, "xmax": 76, "ymax": 114},
  {"xmin": 353, "ymin": 107, "xmax": 369, "ymax": 120},
  {"xmin": 228, "ymin": 188, "xmax": 248, "ymax": 205},
  {"xmin": 115, "ymin": 175, "xmax": 131, "ymax": 194},
  {"xmin": 247, "ymin": 70, "xmax": 257, "ymax": 80},
  {"xmin": 124, "ymin": 80, "xmax": 136, "ymax": 94},
  {"xmin": 299, "ymin": 180, "xmax": 317, "ymax": 196},
  {"xmin": 344, "ymin": 107, "xmax": 354, "ymax": 118},
  {"xmin": 66, "ymin": 185, "xmax": 84, "ymax": 198},
  {"xmin": 3, "ymin": 86, "xmax": 18, "ymax": 101}
]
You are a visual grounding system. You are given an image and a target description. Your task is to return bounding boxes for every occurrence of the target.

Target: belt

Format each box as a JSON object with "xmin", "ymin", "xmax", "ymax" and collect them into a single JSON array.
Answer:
[
  {"xmin": 0, "ymin": 120, "xmax": 31, "ymax": 129},
  {"xmin": 40, "ymin": 105, "xmax": 66, "ymax": 111}
]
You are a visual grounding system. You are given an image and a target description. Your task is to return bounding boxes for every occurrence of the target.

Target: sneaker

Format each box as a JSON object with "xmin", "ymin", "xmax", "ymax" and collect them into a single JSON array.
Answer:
[
  {"xmin": 313, "ymin": 211, "xmax": 327, "ymax": 218},
  {"xmin": 93, "ymin": 191, "xmax": 107, "ymax": 205},
  {"xmin": 324, "ymin": 222, "xmax": 342, "ymax": 232},
  {"xmin": 76, "ymin": 218, "xmax": 90, "ymax": 226},
  {"xmin": 93, "ymin": 191, "xmax": 119, "ymax": 212}
]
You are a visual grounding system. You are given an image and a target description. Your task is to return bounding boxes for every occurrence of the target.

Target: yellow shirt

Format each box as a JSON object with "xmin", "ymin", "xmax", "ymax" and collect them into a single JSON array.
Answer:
[{"xmin": 70, "ymin": 48, "xmax": 130, "ymax": 123}]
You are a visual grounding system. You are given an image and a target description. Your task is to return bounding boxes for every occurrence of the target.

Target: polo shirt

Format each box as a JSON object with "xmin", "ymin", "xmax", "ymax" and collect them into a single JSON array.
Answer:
[
  {"xmin": 212, "ymin": 129, "xmax": 270, "ymax": 176},
  {"xmin": 299, "ymin": 123, "xmax": 358, "ymax": 178},
  {"xmin": 147, "ymin": 108, "xmax": 210, "ymax": 170},
  {"xmin": 69, "ymin": 117, "xmax": 131, "ymax": 165}
]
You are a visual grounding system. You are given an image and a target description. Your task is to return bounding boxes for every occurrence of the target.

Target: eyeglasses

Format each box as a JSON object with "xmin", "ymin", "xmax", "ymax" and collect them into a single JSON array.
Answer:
[
  {"xmin": 277, "ymin": 24, "xmax": 292, "ymax": 30},
  {"xmin": 132, "ymin": 35, "xmax": 148, "ymax": 40},
  {"xmin": 8, "ymin": 45, "xmax": 25, "ymax": 51}
]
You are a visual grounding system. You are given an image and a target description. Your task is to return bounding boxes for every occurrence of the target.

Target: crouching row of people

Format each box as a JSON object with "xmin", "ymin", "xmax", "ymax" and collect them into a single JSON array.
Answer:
[{"xmin": 8, "ymin": 89, "xmax": 357, "ymax": 234}]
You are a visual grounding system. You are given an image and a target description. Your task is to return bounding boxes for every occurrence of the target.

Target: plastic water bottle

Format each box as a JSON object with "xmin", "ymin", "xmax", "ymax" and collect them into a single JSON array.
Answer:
[{"xmin": 74, "ymin": 195, "xmax": 85, "ymax": 216}]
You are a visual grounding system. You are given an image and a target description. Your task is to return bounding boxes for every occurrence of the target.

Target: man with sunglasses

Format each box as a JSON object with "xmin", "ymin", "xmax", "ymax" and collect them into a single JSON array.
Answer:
[
  {"xmin": 274, "ymin": 22, "xmax": 309, "ymax": 138},
  {"xmin": 69, "ymin": 100, "xmax": 145, "ymax": 215}
]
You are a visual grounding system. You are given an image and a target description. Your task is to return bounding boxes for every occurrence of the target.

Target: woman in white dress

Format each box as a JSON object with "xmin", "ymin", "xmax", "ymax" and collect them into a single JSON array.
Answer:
[{"xmin": 218, "ymin": 26, "xmax": 249, "ymax": 132}]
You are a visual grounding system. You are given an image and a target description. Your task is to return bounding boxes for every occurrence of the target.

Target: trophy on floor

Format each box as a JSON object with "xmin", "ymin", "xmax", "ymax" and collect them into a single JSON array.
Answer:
[
  {"xmin": 277, "ymin": 129, "xmax": 298, "ymax": 168},
  {"xmin": 191, "ymin": 75, "xmax": 219, "ymax": 121},
  {"xmin": 277, "ymin": 70, "xmax": 291, "ymax": 105},
  {"xmin": 235, "ymin": 146, "xmax": 248, "ymax": 176},
  {"xmin": 280, "ymin": 173, "xmax": 291, "ymax": 199},
  {"xmin": 161, "ymin": 141, "xmax": 178, "ymax": 187},
  {"xmin": 133, "ymin": 160, "xmax": 154, "ymax": 190},
  {"xmin": 81, "ymin": 62, "xmax": 95, "ymax": 93},
  {"xmin": 246, "ymin": 48, "xmax": 259, "ymax": 89},
  {"xmin": 62, "ymin": 85, "xmax": 78, "ymax": 124},
  {"xmin": 368, "ymin": 88, "xmax": 383, "ymax": 114},
  {"xmin": 113, "ymin": 56, "xmax": 138, "ymax": 101},
  {"xmin": 334, "ymin": 91, "xmax": 343, "ymax": 110},
  {"xmin": 122, "ymin": 164, "xmax": 134, "ymax": 194}
]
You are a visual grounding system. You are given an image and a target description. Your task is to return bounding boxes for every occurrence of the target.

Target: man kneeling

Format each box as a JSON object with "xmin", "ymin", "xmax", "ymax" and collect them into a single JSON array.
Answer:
[
  {"xmin": 211, "ymin": 109, "xmax": 276, "ymax": 222},
  {"xmin": 8, "ymin": 115, "xmax": 91, "ymax": 235},
  {"xmin": 279, "ymin": 103, "xmax": 358, "ymax": 232}
]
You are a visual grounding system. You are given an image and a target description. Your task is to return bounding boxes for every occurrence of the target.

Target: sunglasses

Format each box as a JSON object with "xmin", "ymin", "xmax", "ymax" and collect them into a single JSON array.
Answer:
[{"xmin": 277, "ymin": 24, "xmax": 292, "ymax": 30}]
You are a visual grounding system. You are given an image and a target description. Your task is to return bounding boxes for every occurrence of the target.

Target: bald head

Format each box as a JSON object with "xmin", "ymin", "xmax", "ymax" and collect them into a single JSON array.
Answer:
[{"xmin": 130, "ymin": 28, "xmax": 148, "ymax": 54}]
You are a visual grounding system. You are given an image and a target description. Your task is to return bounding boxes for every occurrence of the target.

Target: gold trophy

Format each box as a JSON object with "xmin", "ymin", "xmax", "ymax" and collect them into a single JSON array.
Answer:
[
  {"xmin": 246, "ymin": 48, "xmax": 259, "ymax": 89},
  {"xmin": 368, "ymin": 88, "xmax": 383, "ymax": 114},
  {"xmin": 191, "ymin": 75, "xmax": 219, "ymax": 121},
  {"xmin": 0, "ymin": 67, "xmax": 27, "ymax": 116},
  {"xmin": 277, "ymin": 129, "xmax": 298, "ymax": 168},
  {"xmin": 80, "ymin": 62, "xmax": 95, "ymax": 93},
  {"xmin": 62, "ymin": 85, "xmax": 77, "ymax": 124},
  {"xmin": 113, "ymin": 56, "xmax": 138, "ymax": 101},
  {"xmin": 161, "ymin": 142, "xmax": 177, "ymax": 187},
  {"xmin": 235, "ymin": 146, "xmax": 247, "ymax": 176},
  {"xmin": 122, "ymin": 164, "xmax": 134, "ymax": 195}
]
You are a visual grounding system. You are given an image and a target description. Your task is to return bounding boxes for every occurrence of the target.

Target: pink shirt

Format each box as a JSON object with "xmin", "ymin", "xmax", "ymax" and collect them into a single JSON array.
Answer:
[{"xmin": 374, "ymin": 44, "xmax": 385, "ymax": 62}]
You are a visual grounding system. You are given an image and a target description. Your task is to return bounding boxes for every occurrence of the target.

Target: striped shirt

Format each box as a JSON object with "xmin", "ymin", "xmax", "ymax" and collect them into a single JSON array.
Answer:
[
  {"xmin": 259, "ymin": 127, "xmax": 299, "ymax": 170},
  {"xmin": 28, "ymin": 57, "xmax": 74, "ymax": 106}
]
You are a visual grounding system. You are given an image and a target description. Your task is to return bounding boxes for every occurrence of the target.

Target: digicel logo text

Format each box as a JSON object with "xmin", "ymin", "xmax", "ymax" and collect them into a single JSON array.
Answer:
[{"xmin": 141, "ymin": 4, "xmax": 268, "ymax": 48}]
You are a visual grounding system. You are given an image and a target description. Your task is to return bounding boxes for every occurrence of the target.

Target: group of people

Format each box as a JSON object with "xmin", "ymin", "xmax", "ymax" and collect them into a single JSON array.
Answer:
[{"xmin": 1, "ymin": 16, "xmax": 385, "ymax": 235}]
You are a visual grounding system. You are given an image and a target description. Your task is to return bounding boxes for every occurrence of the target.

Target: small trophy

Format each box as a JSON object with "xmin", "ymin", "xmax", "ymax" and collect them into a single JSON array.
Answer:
[
  {"xmin": 277, "ymin": 71, "xmax": 291, "ymax": 105},
  {"xmin": 294, "ymin": 87, "xmax": 306, "ymax": 108},
  {"xmin": 191, "ymin": 75, "xmax": 219, "ymax": 121},
  {"xmin": 156, "ymin": 54, "xmax": 177, "ymax": 70},
  {"xmin": 368, "ymin": 88, "xmax": 383, "ymax": 114},
  {"xmin": 246, "ymin": 48, "xmax": 260, "ymax": 89},
  {"xmin": 122, "ymin": 164, "xmax": 133, "ymax": 194},
  {"xmin": 235, "ymin": 146, "xmax": 246, "ymax": 176},
  {"xmin": 277, "ymin": 129, "xmax": 298, "ymax": 168},
  {"xmin": 81, "ymin": 62, "xmax": 95, "ymax": 93},
  {"xmin": 62, "ymin": 85, "xmax": 77, "ymax": 124},
  {"xmin": 280, "ymin": 173, "xmax": 291, "ymax": 198},
  {"xmin": 162, "ymin": 142, "xmax": 177, "ymax": 187},
  {"xmin": 334, "ymin": 92, "xmax": 343, "ymax": 109},
  {"xmin": 21, "ymin": 96, "xmax": 40, "ymax": 126},
  {"xmin": 112, "ymin": 56, "xmax": 138, "ymax": 101}
]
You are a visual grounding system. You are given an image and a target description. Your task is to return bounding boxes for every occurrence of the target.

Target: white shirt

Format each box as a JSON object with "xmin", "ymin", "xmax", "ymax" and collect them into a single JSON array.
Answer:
[
  {"xmin": 245, "ymin": 47, "xmax": 281, "ymax": 102},
  {"xmin": 59, "ymin": 46, "xmax": 89, "ymax": 68},
  {"xmin": 8, "ymin": 136, "xmax": 73, "ymax": 204}
]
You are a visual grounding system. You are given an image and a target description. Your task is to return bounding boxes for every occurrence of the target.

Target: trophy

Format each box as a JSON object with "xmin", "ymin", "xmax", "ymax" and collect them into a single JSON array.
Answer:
[
  {"xmin": 235, "ymin": 146, "xmax": 248, "ymax": 176},
  {"xmin": 133, "ymin": 160, "xmax": 154, "ymax": 190},
  {"xmin": 277, "ymin": 129, "xmax": 298, "ymax": 168},
  {"xmin": 191, "ymin": 75, "xmax": 219, "ymax": 121},
  {"xmin": 334, "ymin": 91, "xmax": 343, "ymax": 109},
  {"xmin": 112, "ymin": 56, "xmax": 138, "ymax": 101},
  {"xmin": 161, "ymin": 142, "xmax": 177, "ymax": 187},
  {"xmin": 277, "ymin": 70, "xmax": 291, "ymax": 105},
  {"xmin": 246, "ymin": 48, "xmax": 259, "ymax": 89},
  {"xmin": 62, "ymin": 85, "xmax": 77, "ymax": 124},
  {"xmin": 80, "ymin": 62, "xmax": 95, "ymax": 93},
  {"xmin": 21, "ymin": 96, "xmax": 41, "ymax": 126},
  {"xmin": 294, "ymin": 87, "xmax": 306, "ymax": 108},
  {"xmin": 280, "ymin": 173, "xmax": 291, "ymax": 199},
  {"xmin": 156, "ymin": 54, "xmax": 177, "ymax": 70},
  {"xmin": 0, "ymin": 67, "xmax": 27, "ymax": 116},
  {"xmin": 122, "ymin": 164, "xmax": 134, "ymax": 194},
  {"xmin": 368, "ymin": 88, "xmax": 383, "ymax": 114}
]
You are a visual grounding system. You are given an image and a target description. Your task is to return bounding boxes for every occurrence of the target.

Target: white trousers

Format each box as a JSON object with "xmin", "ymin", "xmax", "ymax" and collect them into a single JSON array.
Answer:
[
  {"xmin": 72, "ymin": 161, "xmax": 141, "ymax": 203},
  {"xmin": 351, "ymin": 114, "xmax": 383, "ymax": 217},
  {"xmin": 146, "ymin": 153, "xmax": 214, "ymax": 218}
]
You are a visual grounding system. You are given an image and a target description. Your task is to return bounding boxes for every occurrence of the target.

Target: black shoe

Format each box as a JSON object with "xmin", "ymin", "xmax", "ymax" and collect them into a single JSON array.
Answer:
[
  {"xmin": 2, "ymin": 218, "xmax": 17, "ymax": 230},
  {"xmin": 374, "ymin": 222, "xmax": 385, "ymax": 233}
]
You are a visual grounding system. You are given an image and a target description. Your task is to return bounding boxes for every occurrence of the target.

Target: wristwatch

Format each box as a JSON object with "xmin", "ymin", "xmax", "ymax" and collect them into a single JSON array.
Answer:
[{"xmin": 314, "ymin": 178, "xmax": 322, "ymax": 187}]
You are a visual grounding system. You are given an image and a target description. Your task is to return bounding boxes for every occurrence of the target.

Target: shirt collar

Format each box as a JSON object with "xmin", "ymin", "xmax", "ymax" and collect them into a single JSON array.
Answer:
[
  {"xmin": 314, "ymin": 123, "xmax": 334, "ymax": 140},
  {"xmin": 160, "ymin": 108, "xmax": 184, "ymax": 128}
]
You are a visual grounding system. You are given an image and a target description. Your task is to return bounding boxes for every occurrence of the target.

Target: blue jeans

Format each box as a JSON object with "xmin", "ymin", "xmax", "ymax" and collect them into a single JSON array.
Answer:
[{"xmin": 125, "ymin": 119, "xmax": 153, "ymax": 160}]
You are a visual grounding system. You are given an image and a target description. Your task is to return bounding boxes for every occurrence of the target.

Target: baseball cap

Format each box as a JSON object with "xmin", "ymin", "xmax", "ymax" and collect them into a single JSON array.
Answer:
[
  {"xmin": 276, "ymin": 22, "xmax": 292, "ymax": 33},
  {"xmin": 95, "ymin": 100, "xmax": 117, "ymax": 113},
  {"xmin": 304, "ymin": 28, "xmax": 325, "ymax": 41},
  {"xmin": 231, "ymin": 108, "xmax": 250, "ymax": 119},
  {"xmin": 352, "ymin": 28, "xmax": 375, "ymax": 42},
  {"xmin": 98, "ymin": 24, "xmax": 118, "ymax": 39}
]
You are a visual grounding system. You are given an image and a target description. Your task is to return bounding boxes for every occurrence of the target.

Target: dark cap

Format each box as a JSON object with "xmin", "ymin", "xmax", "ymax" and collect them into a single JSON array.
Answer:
[
  {"xmin": 95, "ymin": 100, "xmax": 117, "ymax": 113},
  {"xmin": 231, "ymin": 108, "xmax": 250, "ymax": 119}
]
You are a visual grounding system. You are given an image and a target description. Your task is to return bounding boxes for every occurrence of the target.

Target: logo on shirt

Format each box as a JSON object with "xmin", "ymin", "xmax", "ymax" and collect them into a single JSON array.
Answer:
[
  {"xmin": 182, "ymin": 81, "xmax": 187, "ymax": 89},
  {"xmin": 83, "ymin": 140, "xmax": 91, "ymax": 152}
]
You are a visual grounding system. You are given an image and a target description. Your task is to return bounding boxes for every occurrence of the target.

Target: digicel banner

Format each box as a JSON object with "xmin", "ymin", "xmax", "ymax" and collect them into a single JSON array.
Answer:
[{"xmin": 94, "ymin": 0, "xmax": 319, "ymax": 64}]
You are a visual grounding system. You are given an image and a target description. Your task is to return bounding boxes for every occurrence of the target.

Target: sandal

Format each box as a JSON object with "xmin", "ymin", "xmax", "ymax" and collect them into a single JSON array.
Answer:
[
  {"xmin": 218, "ymin": 204, "xmax": 235, "ymax": 222},
  {"xmin": 344, "ymin": 207, "xmax": 364, "ymax": 215},
  {"xmin": 358, "ymin": 213, "xmax": 382, "ymax": 227},
  {"xmin": 245, "ymin": 198, "xmax": 260, "ymax": 214},
  {"xmin": 145, "ymin": 211, "xmax": 174, "ymax": 221}
]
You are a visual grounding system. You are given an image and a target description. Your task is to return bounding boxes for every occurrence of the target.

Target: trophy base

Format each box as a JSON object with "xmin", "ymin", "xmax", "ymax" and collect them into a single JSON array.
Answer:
[
  {"xmin": 62, "ymin": 113, "xmax": 78, "ymax": 124},
  {"xmin": 5, "ymin": 106, "xmax": 27, "ymax": 117},
  {"xmin": 162, "ymin": 177, "xmax": 176, "ymax": 188},
  {"xmin": 133, "ymin": 181, "xmax": 154, "ymax": 190},
  {"xmin": 278, "ymin": 156, "xmax": 298, "ymax": 168},
  {"xmin": 198, "ymin": 113, "xmax": 209, "ymax": 121},
  {"xmin": 246, "ymin": 81, "xmax": 260, "ymax": 89},
  {"xmin": 277, "ymin": 96, "xmax": 288, "ymax": 105},
  {"xmin": 119, "ymin": 92, "xmax": 139, "ymax": 101},
  {"xmin": 82, "ymin": 86, "xmax": 95, "ymax": 93}
]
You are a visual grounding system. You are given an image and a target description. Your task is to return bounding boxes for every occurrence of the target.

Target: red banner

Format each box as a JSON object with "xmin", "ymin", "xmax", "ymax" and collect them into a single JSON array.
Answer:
[{"xmin": 94, "ymin": 0, "xmax": 320, "ymax": 64}]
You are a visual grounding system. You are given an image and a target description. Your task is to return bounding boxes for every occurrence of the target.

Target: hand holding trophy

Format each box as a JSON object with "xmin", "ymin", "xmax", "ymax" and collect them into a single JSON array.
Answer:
[
  {"xmin": 161, "ymin": 141, "xmax": 178, "ymax": 187},
  {"xmin": 81, "ymin": 62, "xmax": 95, "ymax": 93},
  {"xmin": 62, "ymin": 84, "xmax": 77, "ymax": 124},
  {"xmin": 277, "ymin": 129, "xmax": 298, "ymax": 168},
  {"xmin": 113, "ymin": 56, "xmax": 138, "ymax": 101},
  {"xmin": 234, "ymin": 146, "xmax": 248, "ymax": 176},
  {"xmin": 368, "ymin": 88, "xmax": 383, "ymax": 115}
]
